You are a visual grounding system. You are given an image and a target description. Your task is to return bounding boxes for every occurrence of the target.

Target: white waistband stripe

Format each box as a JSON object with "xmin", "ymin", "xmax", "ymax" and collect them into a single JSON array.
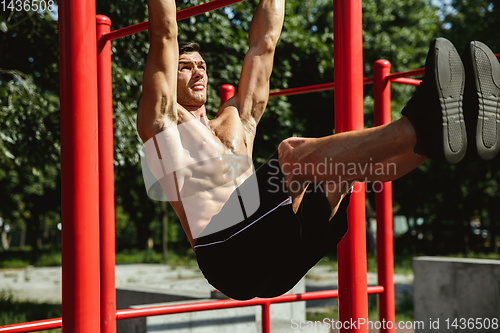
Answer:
[{"xmin": 194, "ymin": 196, "xmax": 292, "ymax": 249}]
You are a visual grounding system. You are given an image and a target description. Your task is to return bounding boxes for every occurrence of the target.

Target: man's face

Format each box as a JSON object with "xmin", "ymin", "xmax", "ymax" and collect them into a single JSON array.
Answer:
[{"xmin": 177, "ymin": 52, "xmax": 208, "ymax": 107}]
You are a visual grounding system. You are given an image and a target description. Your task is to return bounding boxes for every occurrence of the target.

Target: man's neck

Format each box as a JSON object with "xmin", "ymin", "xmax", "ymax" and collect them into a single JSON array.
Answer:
[{"xmin": 182, "ymin": 104, "xmax": 207, "ymax": 119}]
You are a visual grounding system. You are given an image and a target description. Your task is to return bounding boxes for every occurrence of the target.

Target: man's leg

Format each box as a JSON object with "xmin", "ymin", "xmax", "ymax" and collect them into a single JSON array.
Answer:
[
  {"xmin": 278, "ymin": 117, "xmax": 423, "ymax": 184},
  {"xmin": 278, "ymin": 38, "xmax": 468, "ymax": 215},
  {"xmin": 278, "ymin": 117, "xmax": 426, "ymax": 214}
]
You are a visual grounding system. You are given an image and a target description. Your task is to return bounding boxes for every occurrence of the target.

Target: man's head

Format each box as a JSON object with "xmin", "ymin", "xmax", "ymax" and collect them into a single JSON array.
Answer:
[{"xmin": 177, "ymin": 42, "xmax": 207, "ymax": 108}]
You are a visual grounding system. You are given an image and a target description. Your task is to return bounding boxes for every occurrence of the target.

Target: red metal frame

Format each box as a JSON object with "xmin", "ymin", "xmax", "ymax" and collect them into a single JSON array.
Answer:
[
  {"xmin": 6, "ymin": 0, "xmax": 479, "ymax": 332},
  {"xmin": 0, "ymin": 59, "xmax": 431, "ymax": 333},
  {"xmin": 102, "ymin": 0, "xmax": 247, "ymax": 42},
  {"xmin": 374, "ymin": 60, "xmax": 396, "ymax": 333},
  {"xmin": 269, "ymin": 82, "xmax": 335, "ymax": 98},
  {"xmin": 333, "ymin": 1, "xmax": 368, "ymax": 332},
  {"xmin": 96, "ymin": 15, "xmax": 116, "ymax": 333},
  {"xmin": 0, "ymin": 287, "xmax": 385, "ymax": 333},
  {"xmin": 58, "ymin": 0, "xmax": 101, "ymax": 332},
  {"xmin": 220, "ymin": 84, "xmax": 236, "ymax": 105}
]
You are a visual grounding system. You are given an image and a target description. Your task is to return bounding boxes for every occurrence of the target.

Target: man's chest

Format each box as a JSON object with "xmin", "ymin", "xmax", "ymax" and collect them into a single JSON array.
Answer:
[{"xmin": 208, "ymin": 109, "xmax": 251, "ymax": 156}]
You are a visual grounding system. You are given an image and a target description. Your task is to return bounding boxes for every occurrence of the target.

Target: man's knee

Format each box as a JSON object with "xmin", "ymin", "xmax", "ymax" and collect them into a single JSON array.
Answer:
[
  {"xmin": 278, "ymin": 137, "xmax": 306, "ymax": 162},
  {"xmin": 278, "ymin": 137, "xmax": 310, "ymax": 184}
]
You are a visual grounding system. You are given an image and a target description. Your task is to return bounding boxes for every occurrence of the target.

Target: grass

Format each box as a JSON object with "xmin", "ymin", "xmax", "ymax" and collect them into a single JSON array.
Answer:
[
  {"xmin": 317, "ymin": 252, "xmax": 415, "ymax": 275},
  {"xmin": 0, "ymin": 246, "xmax": 62, "ymax": 269},
  {"xmin": 448, "ymin": 252, "xmax": 500, "ymax": 260},
  {"xmin": 0, "ymin": 246, "xmax": 198, "ymax": 269},
  {"xmin": 0, "ymin": 291, "xmax": 61, "ymax": 332},
  {"xmin": 307, "ymin": 291, "xmax": 414, "ymax": 323},
  {"xmin": 309, "ymin": 252, "xmax": 415, "ymax": 325},
  {"xmin": 115, "ymin": 248, "xmax": 198, "ymax": 268},
  {"xmin": 2, "ymin": 245, "xmax": 499, "ymax": 272}
]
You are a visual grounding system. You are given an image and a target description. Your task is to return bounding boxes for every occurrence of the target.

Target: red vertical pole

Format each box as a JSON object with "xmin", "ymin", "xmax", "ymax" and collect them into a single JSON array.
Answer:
[
  {"xmin": 334, "ymin": 0, "xmax": 368, "ymax": 332},
  {"xmin": 59, "ymin": 0, "xmax": 101, "ymax": 331},
  {"xmin": 220, "ymin": 84, "xmax": 235, "ymax": 106},
  {"xmin": 261, "ymin": 302, "xmax": 271, "ymax": 333},
  {"xmin": 374, "ymin": 60, "xmax": 396, "ymax": 333},
  {"xmin": 97, "ymin": 15, "xmax": 116, "ymax": 333}
]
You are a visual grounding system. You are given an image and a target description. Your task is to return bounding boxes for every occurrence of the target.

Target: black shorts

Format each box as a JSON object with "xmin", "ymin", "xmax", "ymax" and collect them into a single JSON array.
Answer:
[{"xmin": 194, "ymin": 152, "xmax": 350, "ymax": 301}]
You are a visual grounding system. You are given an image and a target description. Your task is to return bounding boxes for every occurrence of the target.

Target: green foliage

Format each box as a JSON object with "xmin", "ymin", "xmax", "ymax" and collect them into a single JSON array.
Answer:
[
  {"xmin": 1, "ymin": 0, "xmax": 498, "ymax": 258},
  {"xmin": 392, "ymin": 0, "xmax": 500, "ymax": 256},
  {"xmin": 35, "ymin": 251, "xmax": 61, "ymax": 267},
  {"xmin": 115, "ymin": 248, "xmax": 164, "ymax": 264},
  {"xmin": 0, "ymin": 68, "xmax": 61, "ymax": 257},
  {"xmin": 363, "ymin": 0, "xmax": 440, "ymax": 74},
  {"xmin": 321, "ymin": 252, "xmax": 414, "ymax": 275},
  {"xmin": 362, "ymin": 0, "xmax": 440, "ymax": 122},
  {"xmin": 0, "ymin": 10, "xmax": 60, "ymax": 259},
  {"xmin": 0, "ymin": 247, "xmax": 62, "ymax": 268},
  {"xmin": 306, "ymin": 291, "xmax": 414, "ymax": 323},
  {"xmin": 0, "ymin": 291, "xmax": 61, "ymax": 332},
  {"xmin": 0, "ymin": 258, "xmax": 29, "ymax": 269},
  {"xmin": 0, "ymin": 11, "xmax": 59, "ymax": 91},
  {"xmin": 438, "ymin": 0, "xmax": 500, "ymax": 52},
  {"xmin": 115, "ymin": 248, "xmax": 197, "ymax": 267}
]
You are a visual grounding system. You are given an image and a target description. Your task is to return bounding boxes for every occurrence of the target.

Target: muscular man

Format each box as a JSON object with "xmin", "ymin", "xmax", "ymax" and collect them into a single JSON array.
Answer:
[{"xmin": 138, "ymin": 0, "xmax": 500, "ymax": 300}]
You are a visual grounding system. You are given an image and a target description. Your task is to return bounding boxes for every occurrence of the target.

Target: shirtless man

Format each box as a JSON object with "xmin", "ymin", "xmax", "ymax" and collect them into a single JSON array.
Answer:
[{"xmin": 138, "ymin": 0, "xmax": 500, "ymax": 300}]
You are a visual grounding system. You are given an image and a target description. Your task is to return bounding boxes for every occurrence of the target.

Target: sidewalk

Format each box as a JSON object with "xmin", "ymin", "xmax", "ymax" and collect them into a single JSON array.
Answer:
[{"xmin": 0, "ymin": 263, "xmax": 413, "ymax": 312}]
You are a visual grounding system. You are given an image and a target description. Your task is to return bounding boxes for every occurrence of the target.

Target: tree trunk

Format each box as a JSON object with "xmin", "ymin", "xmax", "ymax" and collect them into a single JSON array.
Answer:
[
  {"xmin": 29, "ymin": 215, "xmax": 41, "ymax": 265},
  {"xmin": 42, "ymin": 214, "xmax": 49, "ymax": 242},
  {"xmin": 461, "ymin": 210, "xmax": 470, "ymax": 257},
  {"xmin": 1, "ymin": 231, "xmax": 10, "ymax": 250},
  {"xmin": 490, "ymin": 200, "xmax": 498, "ymax": 254},
  {"xmin": 19, "ymin": 228, "xmax": 26, "ymax": 250}
]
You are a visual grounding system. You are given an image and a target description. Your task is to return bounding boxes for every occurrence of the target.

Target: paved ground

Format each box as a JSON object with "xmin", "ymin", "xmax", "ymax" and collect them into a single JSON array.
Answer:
[
  {"xmin": 0, "ymin": 263, "xmax": 413, "ymax": 310},
  {"xmin": 0, "ymin": 264, "xmax": 414, "ymax": 332}
]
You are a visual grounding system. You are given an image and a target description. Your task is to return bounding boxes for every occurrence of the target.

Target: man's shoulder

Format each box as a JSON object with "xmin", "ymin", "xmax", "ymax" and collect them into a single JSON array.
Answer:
[{"xmin": 216, "ymin": 97, "xmax": 258, "ymax": 130}]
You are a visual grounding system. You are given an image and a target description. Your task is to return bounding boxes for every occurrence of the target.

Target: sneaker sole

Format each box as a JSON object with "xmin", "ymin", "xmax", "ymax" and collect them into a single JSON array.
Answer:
[
  {"xmin": 465, "ymin": 41, "xmax": 500, "ymax": 160},
  {"xmin": 434, "ymin": 38, "xmax": 467, "ymax": 164}
]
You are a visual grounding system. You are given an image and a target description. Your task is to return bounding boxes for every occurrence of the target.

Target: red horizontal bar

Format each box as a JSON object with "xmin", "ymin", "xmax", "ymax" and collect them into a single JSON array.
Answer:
[
  {"xmin": 0, "ymin": 318, "xmax": 62, "ymax": 333},
  {"xmin": 0, "ymin": 287, "xmax": 384, "ymax": 331},
  {"xmin": 363, "ymin": 77, "xmax": 374, "ymax": 85},
  {"xmin": 268, "ymin": 67, "xmax": 427, "ymax": 98},
  {"xmin": 270, "ymin": 52, "xmax": 500, "ymax": 96},
  {"xmin": 386, "ymin": 67, "xmax": 425, "ymax": 80},
  {"xmin": 116, "ymin": 286, "xmax": 384, "ymax": 321},
  {"xmin": 103, "ymin": 0, "xmax": 246, "ymax": 41},
  {"xmin": 391, "ymin": 77, "xmax": 421, "ymax": 86},
  {"xmin": 269, "ymin": 82, "xmax": 335, "ymax": 97}
]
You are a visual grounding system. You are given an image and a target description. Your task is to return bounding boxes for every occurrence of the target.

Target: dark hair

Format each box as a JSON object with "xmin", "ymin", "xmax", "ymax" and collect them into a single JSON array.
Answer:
[{"xmin": 179, "ymin": 42, "xmax": 200, "ymax": 56}]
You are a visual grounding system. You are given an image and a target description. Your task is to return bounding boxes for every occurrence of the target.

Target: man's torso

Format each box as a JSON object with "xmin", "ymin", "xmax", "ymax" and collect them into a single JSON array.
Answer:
[{"xmin": 167, "ymin": 100, "xmax": 258, "ymax": 244}]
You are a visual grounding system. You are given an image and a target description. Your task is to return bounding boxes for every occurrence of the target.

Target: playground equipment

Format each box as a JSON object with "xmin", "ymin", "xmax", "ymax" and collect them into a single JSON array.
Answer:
[{"xmin": 0, "ymin": 0, "xmax": 441, "ymax": 332}]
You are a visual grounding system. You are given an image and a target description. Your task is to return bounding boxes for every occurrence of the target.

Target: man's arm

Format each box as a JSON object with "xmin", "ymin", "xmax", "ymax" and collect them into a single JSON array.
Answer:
[
  {"xmin": 236, "ymin": 0, "xmax": 285, "ymax": 130},
  {"xmin": 137, "ymin": 0, "xmax": 179, "ymax": 143}
]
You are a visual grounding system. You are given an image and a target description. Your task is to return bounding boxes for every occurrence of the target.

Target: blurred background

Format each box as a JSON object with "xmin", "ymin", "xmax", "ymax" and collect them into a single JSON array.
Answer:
[{"xmin": 0, "ymin": 0, "xmax": 499, "ymax": 305}]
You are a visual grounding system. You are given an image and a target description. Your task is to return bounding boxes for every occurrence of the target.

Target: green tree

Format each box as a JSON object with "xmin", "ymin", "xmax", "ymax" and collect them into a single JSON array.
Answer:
[
  {"xmin": 392, "ymin": 0, "xmax": 500, "ymax": 256},
  {"xmin": 0, "ymin": 0, "xmax": 464, "ymax": 260},
  {"xmin": 0, "ymin": 4, "xmax": 60, "ymax": 261},
  {"xmin": 0, "ymin": 70, "xmax": 60, "ymax": 260},
  {"xmin": 362, "ymin": 0, "xmax": 440, "ymax": 123},
  {"xmin": 438, "ymin": 0, "xmax": 500, "ymax": 52}
]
